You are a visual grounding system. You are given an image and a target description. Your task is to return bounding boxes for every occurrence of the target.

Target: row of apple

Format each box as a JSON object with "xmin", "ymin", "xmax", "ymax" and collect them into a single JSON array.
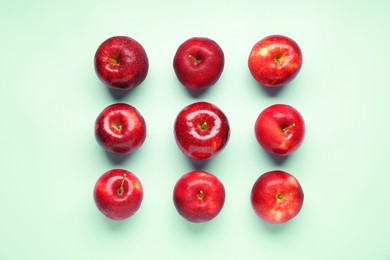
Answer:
[
  {"xmin": 92, "ymin": 34, "xmax": 305, "ymax": 224},
  {"xmin": 94, "ymin": 35, "xmax": 302, "ymax": 91},
  {"xmin": 94, "ymin": 168, "xmax": 303, "ymax": 224}
]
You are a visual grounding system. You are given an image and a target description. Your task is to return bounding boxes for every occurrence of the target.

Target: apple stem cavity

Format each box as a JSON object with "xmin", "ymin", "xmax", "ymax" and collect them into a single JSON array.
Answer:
[
  {"xmin": 277, "ymin": 193, "xmax": 292, "ymax": 201},
  {"xmin": 282, "ymin": 123, "xmax": 295, "ymax": 133},
  {"xmin": 112, "ymin": 121, "xmax": 123, "ymax": 132},
  {"xmin": 117, "ymin": 174, "xmax": 127, "ymax": 196},
  {"xmin": 188, "ymin": 55, "xmax": 201, "ymax": 65},
  {"xmin": 197, "ymin": 190, "xmax": 205, "ymax": 200},
  {"xmin": 107, "ymin": 57, "xmax": 120, "ymax": 65},
  {"xmin": 275, "ymin": 54, "xmax": 285, "ymax": 67},
  {"xmin": 198, "ymin": 121, "xmax": 209, "ymax": 131}
]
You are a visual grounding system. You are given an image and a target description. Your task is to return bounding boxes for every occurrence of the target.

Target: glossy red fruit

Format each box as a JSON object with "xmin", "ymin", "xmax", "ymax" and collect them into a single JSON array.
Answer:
[
  {"xmin": 251, "ymin": 170, "xmax": 304, "ymax": 224},
  {"xmin": 95, "ymin": 103, "xmax": 146, "ymax": 154},
  {"xmin": 173, "ymin": 37, "xmax": 224, "ymax": 90},
  {"xmin": 248, "ymin": 35, "xmax": 302, "ymax": 87},
  {"xmin": 254, "ymin": 104, "xmax": 305, "ymax": 156},
  {"xmin": 173, "ymin": 170, "xmax": 225, "ymax": 223},
  {"xmin": 94, "ymin": 169, "xmax": 143, "ymax": 221},
  {"xmin": 174, "ymin": 102, "xmax": 230, "ymax": 160},
  {"xmin": 94, "ymin": 36, "xmax": 149, "ymax": 90}
]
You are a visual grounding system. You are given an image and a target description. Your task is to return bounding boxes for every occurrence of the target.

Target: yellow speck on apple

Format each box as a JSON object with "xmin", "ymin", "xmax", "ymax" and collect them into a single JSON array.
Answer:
[{"xmin": 259, "ymin": 47, "xmax": 268, "ymax": 57}]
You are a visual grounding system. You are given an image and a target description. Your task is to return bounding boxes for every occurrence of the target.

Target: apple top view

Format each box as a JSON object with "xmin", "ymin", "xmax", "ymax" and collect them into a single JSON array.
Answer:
[
  {"xmin": 94, "ymin": 36, "xmax": 149, "ymax": 90},
  {"xmin": 254, "ymin": 104, "xmax": 305, "ymax": 156},
  {"xmin": 174, "ymin": 101, "xmax": 230, "ymax": 160},
  {"xmin": 94, "ymin": 103, "xmax": 147, "ymax": 154},
  {"xmin": 173, "ymin": 170, "xmax": 225, "ymax": 223},
  {"xmin": 93, "ymin": 169, "xmax": 143, "ymax": 221},
  {"xmin": 248, "ymin": 34, "xmax": 302, "ymax": 88},
  {"xmin": 173, "ymin": 37, "xmax": 225, "ymax": 90},
  {"xmin": 251, "ymin": 170, "xmax": 304, "ymax": 224}
]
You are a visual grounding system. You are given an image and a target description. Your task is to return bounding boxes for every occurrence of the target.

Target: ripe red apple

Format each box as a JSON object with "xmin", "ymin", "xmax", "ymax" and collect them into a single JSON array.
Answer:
[
  {"xmin": 173, "ymin": 170, "xmax": 225, "ymax": 223},
  {"xmin": 254, "ymin": 104, "xmax": 305, "ymax": 156},
  {"xmin": 173, "ymin": 37, "xmax": 224, "ymax": 90},
  {"xmin": 251, "ymin": 170, "xmax": 304, "ymax": 224},
  {"xmin": 93, "ymin": 169, "xmax": 143, "ymax": 221},
  {"xmin": 248, "ymin": 35, "xmax": 302, "ymax": 87},
  {"xmin": 95, "ymin": 103, "xmax": 146, "ymax": 154},
  {"xmin": 174, "ymin": 101, "xmax": 230, "ymax": 160},
  {"xmin": 94, "ymin": 36, "xmax": 149, "ymax": 90}
]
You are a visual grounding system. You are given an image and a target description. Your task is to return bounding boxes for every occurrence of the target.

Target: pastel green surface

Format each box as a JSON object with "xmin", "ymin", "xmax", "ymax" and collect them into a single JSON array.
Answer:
[{"xmin": 1, "ymin": 0, "xmax": 389, "ymax": 259}]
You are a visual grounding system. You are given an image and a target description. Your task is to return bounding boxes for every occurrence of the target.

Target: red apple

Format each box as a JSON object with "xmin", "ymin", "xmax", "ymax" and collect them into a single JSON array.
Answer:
[
  {"xmin": 254, "ymin": 104, "xmax": 305, "ymax": 156},
  {"xmin": 95, "ymin": 103, "xmax": 146, "ymax": 154},
  {"xmin": 173, "ymin": 170, "xmax": 225, "ymax": 223},
  {"xmin": 248, "ymin": 35, "xmax": 302, "ymax": 87},
  {"xmin": 251, "ymin": 170, "xmax": 304, "ymax": 224},
  {"xmin": 174, "ymin": 102, "xmax": 230, "ymax": 160},
  {"xmin": 94, "ymin": 36, "xmax": 149, "ymax": 90},
  {"xmin": 93, "ymin": 169, "xmax": 143, "ymax": 221},
  {"xmin": 173, "ymin": 37, "xmax": 224, "ymax": 90}
]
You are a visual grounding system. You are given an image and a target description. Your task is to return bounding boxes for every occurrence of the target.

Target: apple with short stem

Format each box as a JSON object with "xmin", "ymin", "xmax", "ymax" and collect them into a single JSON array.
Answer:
[
  {"xmin": 174, "ymin": 101, "xmax": 230, "ymax": 160},
  {"xmin": 95, "ymin": 103, "xmax": 146, "ymax": 154},
  {"xmin": 94, "ymin": 36, "xmax": 149, "ymax": 90},
  {"xmin": 251, "ymin": 170, "xmax": 304, "ymax": 224},
  {"xmin": 93, "ymin": 169, "xmax": 143, "ymax": 221},
  {"xmin": 248, "ymin": 34, "xmax": 302, "ymax": 87},
  {"xmin": 254, "ymin": 104, "xmax": 305, "ymax": 156},
  {"xmin": 173, "ymin": 170, "xmax": 225, "ymax": 223},
  {"xmin": 173, "ymin": 37, "xmax": 224, "ymax": 90}
]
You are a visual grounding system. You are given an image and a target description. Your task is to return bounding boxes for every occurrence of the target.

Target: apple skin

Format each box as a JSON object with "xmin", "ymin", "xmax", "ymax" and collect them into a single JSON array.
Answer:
[
  {"xmin": 248, "ymin": 35, "xmax": 302, "ymax": 87},
  {"xmin": 173, "ymin": 170, "xmax": 225, "ymax": 223},
  {"xmin": 174, "ymin": 102, "xmax": 230, "ymax": 160},
  {"xmin": 93, "ymin": 169, "xmax": 143, "ymax": 221},
  {"xmin": 95, "ymin": 103, "xmax": 146, "ymax": 154},
  {"xmin": 173, "ymin": 37, "xmax": 224, "ymax": 90},
  {"xmin": 254, "ymin": 104, "xmax": 305, "ymax": 156},
  {"xmin": 94, "ymin": 36, "xmax": 149, "ymax": 90},
  {"xmin": 251, "ymin": 170, "xmax": 304, "ymax": 224}
]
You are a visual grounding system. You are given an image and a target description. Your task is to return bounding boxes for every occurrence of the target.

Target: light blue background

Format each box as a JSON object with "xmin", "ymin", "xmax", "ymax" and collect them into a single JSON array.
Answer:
[{"xmin": 1, "ymin": 0, "xmax": 389, "ymax": 259}]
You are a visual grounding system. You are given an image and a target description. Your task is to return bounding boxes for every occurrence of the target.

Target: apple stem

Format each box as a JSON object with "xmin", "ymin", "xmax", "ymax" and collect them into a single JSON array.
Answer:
[
  {"xmin": 188, "ymin": 55, "xmax": 201, "ymax": 65},
  {"xmin": 117, "ymin": 174, "xmax": 127, "ymax": 196},
  {"xmin": 198, "ymin": 121, "xmax": 209, "ymax": 131},
  {"xmin": 197, "ymin": 190, "xmax": 204, "ymax": 200},
  {"xmin": 282, "ymin": 124, "xmax": 295, "ymax": 133},
  {"xmin": 107, "ymin": 57, "xmax": 120, "ymax": 65},
  {"xmin": 112, "ymin": 121, "xmax": 123, "ymax": 132},
  {"xmin": 277, "ymin": 193, "xmax": 292, "ymax": 200},
  {"xmin": 275, "ymin": 54, "xmax": 285, "ymax": 67}
]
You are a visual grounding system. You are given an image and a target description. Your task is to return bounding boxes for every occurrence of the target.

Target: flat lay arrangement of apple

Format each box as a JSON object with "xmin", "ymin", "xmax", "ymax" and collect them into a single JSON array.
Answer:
[{"xmin": 91, "ymin": 34, "xmax": 305, "ymax": 224}]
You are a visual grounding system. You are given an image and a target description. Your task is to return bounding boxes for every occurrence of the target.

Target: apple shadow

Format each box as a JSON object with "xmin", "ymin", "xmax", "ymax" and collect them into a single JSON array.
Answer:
[
  {"xmin": 104, "ymin": 150, "xmax": 134, "ymax": 165},
  {"xmin": 106, "ymin": 87, "xmax": 133, "ymax": 100},
  {"xmin": 184, "ymin": 220, "xmax": 213, "ymax": 234},
  {"xmin": 258, "ymin": 147, "xmax": 290, "ymax": 165},
  {"xmin": 266, "ymin": 152, "xmax": 290, "ymax": 165},
  {"xmin": 260, "ymin": 220, "xmax": 290, "ymax": 234},
  {"xmin": 260, "ymin": 84, "xmax": 286, "ymax": 97},
  {"xmin": 186, "ymin": 157, "xmax": 211, "ymax": 170},
  {"xmin": 184, "ymin": 86, "xmax": 210, "ymax": 98},
  {"xmin": 103, "ymin": 217, "xmax": 128, "ymax": 231}
]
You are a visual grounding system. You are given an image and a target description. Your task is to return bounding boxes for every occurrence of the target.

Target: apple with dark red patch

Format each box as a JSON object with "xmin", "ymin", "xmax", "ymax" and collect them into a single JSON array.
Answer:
[
  {"xmin": 93, "ymin": 169, "xmax": 143, "ymax": 221},
  {"xmin": 251, "ymin": 170, "xmax": 304, "ymax": 224},
  {"xmin": 248, "ymin": 35, "xmax": 302, "ymax": 87},
  {"xmin": 95, "ymin": 103, "xmax": 146, "ymax": 154},
  {"xmin": 174, "ymin": 101, "xmax": 230, "ymax": 160},
  {"xmin": 173, "ymin": 170, "xmax": 225, "ymax": 223},
  {"xmin": 94, "ymin": 36, "xmax": 149, "ymax": 90},
  {"xmin": 254, "ymin": 104, "xmax": 305, "ymax": 156},
  {"xmin": 173, "ymin": 37, "xmax": 224, "ymax": 90}
]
